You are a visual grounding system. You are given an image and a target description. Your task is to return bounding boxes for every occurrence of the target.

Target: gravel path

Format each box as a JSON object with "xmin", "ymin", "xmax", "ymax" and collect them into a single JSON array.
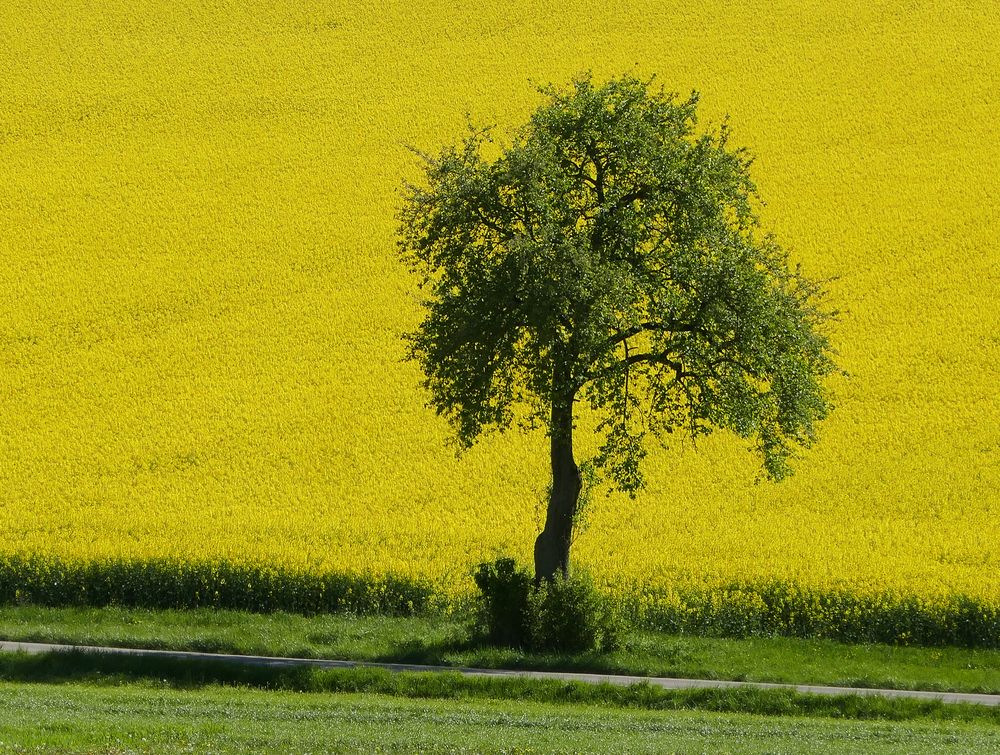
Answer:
[{"xmin": 2, "ymin": 639, "xmax": 997, "ymax": 707}]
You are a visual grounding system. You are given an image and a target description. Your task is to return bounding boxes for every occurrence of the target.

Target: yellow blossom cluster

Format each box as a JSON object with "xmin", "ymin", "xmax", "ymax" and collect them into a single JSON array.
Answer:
[{"xmin": 1, "ymin": 1, "xmax": 998, "ymax": 614}]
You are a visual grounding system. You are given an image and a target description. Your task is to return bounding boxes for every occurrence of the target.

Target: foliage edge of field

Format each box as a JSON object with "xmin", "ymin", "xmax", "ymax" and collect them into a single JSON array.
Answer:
[{"xmin": 2, "ymin": 555, "xmax": 998, "ymax": 648}]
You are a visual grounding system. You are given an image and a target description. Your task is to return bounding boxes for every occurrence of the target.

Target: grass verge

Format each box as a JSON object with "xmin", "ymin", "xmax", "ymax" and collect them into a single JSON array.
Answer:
[
  {"xmin": 1, "ymin": 605, "xmax": 999, "ymax": 695},
  {"xmin": 1, "ymin": 649, "xmax": 999, "ymax": 724}
]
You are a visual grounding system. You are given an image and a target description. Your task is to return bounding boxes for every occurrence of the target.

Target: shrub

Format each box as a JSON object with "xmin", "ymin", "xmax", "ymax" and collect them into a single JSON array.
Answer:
[
  {"xmin": 471, "ymin": 557, "xmax": 532, "ymax": 647},
  {"xmin": 471, "ymin": 557, "xmax": 621, "ymax": 653},
  {"xmin": 525, "ymin": 570, "xmax": 621, "ymax": 653}
]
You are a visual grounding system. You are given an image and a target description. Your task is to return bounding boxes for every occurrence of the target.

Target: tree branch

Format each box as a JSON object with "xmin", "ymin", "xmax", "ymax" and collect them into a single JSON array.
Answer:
[
  {"xmin": 560, "ymin": 156, "xmax": 598, "ymax": 191},
  {"xmin": 585, "ymin": 142, "xmax": 606, "ymax": 206},
  {"xmin": 622, "ymin": 338, "xmax": 630, "ymax": 429},
  {"xmin": 582, "ymin": 350, "xmax": 694, "ymax": 387},
  {"xmin": 603, "ymin": 320, "xmax": 700, "ymax": 349},
  {"xmin": 708, "ymin": 353, "xmax": 761, "ymax": 379},
  {"xmin": 610, "ymin": 186, "xmax": 653, "ymax": 212},
  {"xmin": 472, "ymin": 207, "xmax": 513, "ymax": 242}
]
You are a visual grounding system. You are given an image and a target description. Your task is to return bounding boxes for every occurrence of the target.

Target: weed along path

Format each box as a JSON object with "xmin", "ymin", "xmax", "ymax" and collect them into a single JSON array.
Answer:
[{"xmin": 2, "ymin": 640, "xmax": 998, "ymax": 707}]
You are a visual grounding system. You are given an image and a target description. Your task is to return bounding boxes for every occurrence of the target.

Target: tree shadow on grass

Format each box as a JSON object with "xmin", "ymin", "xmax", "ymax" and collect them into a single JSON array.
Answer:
[
  {"xmin": 0, "ymin": 650, "xmax": 316, "ymax": 690},
  {"xmin": 369, "ymin": 634, "xmax": 648, "ymax": 678},
  {"xmin": 1, "ymin": 650, "xmax": 987, "ymax": 725},
  {"xmin": 0, "ymin": 639, "xmax": 643, "ymax": 693},
  {"xmin": 4, "ymin": 629, "xmax": 248, "ymax": 657}
]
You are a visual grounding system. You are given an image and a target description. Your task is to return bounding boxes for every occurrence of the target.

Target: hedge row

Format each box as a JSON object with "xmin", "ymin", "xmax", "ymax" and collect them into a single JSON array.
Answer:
[
  {"xmin": 1, "ymin": 555, "xmax": 997, "ymax": 648},
  {"xmin": 622, "ymin": 583, "xmax": 1000, "ymax": 648},
  {"xmin": 0, "ymin": 555, "xmax": 437, "ymax": 616}
]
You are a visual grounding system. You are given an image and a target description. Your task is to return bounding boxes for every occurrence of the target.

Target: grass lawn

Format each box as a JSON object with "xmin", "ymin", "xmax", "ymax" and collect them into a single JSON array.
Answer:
[
  {"xmin": 2, "ymin": 680, "xmax": 998, "ymax": 754},
  {"xmin": 2, "ymin": 605, "xmax": 998, "ymax": 694}
]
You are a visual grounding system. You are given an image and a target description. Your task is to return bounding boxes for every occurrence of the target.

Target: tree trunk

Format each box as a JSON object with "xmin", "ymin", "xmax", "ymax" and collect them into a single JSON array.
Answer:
[{"xmin": 533, "ymin": 392, "xmax": 582, "ymax": 583}]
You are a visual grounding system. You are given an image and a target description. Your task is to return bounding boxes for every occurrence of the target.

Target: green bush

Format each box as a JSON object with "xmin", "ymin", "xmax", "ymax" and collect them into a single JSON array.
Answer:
[
  {"xmin": 472, "ymin": 557, "xmax": 621, "ymax": 653},
  {"xmin": 471, "ymin": 557, "xmax": 532, "ymax": 647},
  {"xmin": 526, "ymin": 570, "xmax": 621, "ymax": 653}
]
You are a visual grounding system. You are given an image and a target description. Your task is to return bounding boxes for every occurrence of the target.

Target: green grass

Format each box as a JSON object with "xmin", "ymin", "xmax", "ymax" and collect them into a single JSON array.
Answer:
[
  {"xmin": 2, "ymin": 605, "xmax": 999, "ymax": 694},
  {"xmin": 1, "ymin": 679, "xmax": 998, "ymax": 753},
  {"xmin": 5, "ymin": 648, "xmax": 1000, "ymax": 723}
]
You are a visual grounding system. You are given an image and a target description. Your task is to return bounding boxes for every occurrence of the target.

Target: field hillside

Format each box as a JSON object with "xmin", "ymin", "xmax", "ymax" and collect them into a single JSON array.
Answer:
[{"xmin": 2, "ymin": 2, "xmax": 998, "ymax": 622}]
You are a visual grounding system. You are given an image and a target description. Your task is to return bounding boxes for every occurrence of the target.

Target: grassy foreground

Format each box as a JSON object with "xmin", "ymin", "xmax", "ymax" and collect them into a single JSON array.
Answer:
[
  {"xmin": 3, "ymin": 681, "xmax": 999, "ymax": 755},
  {"xmin": 2, "ymin": 606, "xmax": 999, "ymax": 694}
]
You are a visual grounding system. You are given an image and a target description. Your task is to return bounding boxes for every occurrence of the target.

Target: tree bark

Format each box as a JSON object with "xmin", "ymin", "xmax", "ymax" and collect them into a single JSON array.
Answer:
[{"xmin": 533, "ymin": 391, "xmax": 582, "ymax": 582}]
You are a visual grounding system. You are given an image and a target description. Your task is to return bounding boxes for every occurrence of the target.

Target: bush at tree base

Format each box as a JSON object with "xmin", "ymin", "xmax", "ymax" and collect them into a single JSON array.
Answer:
[
  {"xmin": 472, "ymin": 557, "xmax": 621, "ymax": 653},
  {"xmin": 472, "ymin": 557, "xmax": 533, "ymax": 647}
]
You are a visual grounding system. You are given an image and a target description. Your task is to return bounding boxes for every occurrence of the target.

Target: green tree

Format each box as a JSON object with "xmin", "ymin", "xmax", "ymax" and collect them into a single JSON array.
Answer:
[{"xmin": 397, "ymin": 73, "xmax": 837, "ymax": 582}]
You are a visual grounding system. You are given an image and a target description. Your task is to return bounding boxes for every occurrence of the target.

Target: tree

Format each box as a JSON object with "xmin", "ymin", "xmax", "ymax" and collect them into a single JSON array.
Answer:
[{"xmin": 397, "ymin": 72, "xmax": 837, "ymax": 583}]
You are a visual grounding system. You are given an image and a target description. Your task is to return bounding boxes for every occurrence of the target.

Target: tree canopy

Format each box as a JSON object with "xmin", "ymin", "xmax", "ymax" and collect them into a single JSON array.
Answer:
[{"xmin": 397, "ymin": 72, "xmax": 837, "ymax": 579}]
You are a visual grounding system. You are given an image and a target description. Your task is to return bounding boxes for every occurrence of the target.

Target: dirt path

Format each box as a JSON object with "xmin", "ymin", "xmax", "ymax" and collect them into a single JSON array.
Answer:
[{"xmin": 2, "ymin": 639, "xmax": 997, "ymax": 707}]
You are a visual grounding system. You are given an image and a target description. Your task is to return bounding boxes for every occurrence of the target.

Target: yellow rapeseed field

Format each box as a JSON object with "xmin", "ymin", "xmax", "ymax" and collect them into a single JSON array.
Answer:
[{"xmin": 1, "ymin": 1, "xmax": 998, "ymax": 609}]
